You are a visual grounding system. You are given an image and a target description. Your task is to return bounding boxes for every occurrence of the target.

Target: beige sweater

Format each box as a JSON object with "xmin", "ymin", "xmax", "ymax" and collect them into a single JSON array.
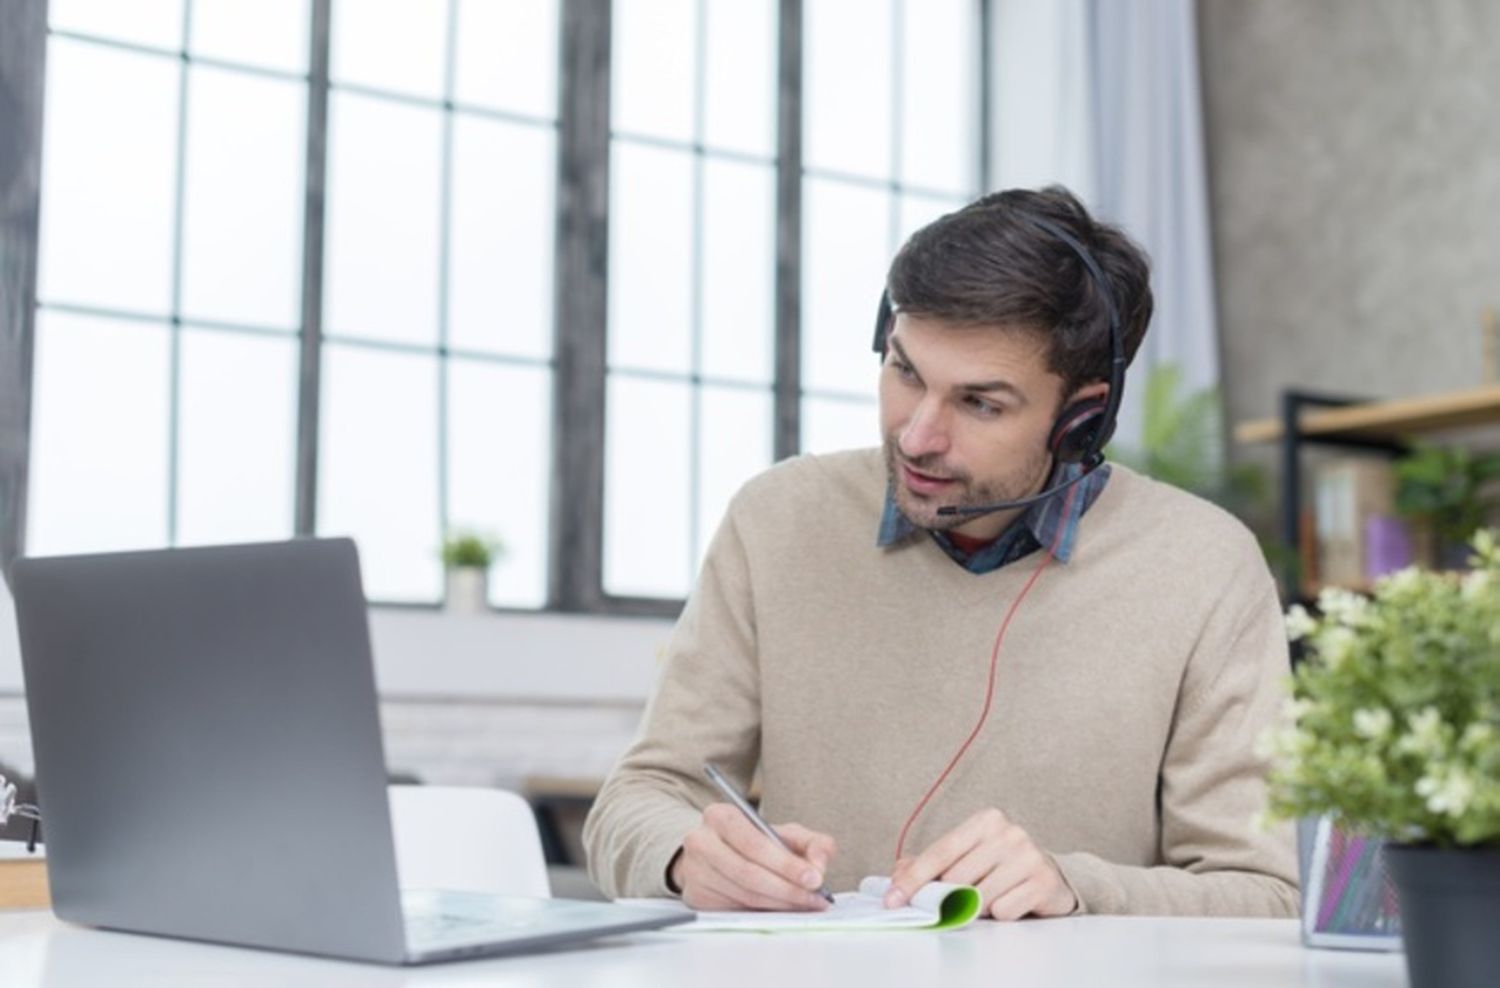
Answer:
[{"xmin": 583, "ymin": 450, "xmax": 1299, "ymax": 916}]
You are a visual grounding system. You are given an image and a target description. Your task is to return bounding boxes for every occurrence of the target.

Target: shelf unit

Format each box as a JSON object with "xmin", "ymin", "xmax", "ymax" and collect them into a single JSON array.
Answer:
[{"xmin": 1233, "ymin": 385, "xmax": 1500, "ymax": 597}]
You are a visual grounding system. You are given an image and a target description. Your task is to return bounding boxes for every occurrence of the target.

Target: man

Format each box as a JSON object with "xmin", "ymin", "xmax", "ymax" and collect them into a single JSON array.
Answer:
[{"xmin": 583, "ymin": 186, "xmax": 1299, "ymax": 920}]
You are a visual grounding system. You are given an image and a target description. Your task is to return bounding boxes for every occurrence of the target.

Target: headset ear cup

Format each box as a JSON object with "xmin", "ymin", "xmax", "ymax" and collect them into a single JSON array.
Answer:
[{"xmin": 1049, "ymin": 399, "xmax": 1110, "ymax": 464}]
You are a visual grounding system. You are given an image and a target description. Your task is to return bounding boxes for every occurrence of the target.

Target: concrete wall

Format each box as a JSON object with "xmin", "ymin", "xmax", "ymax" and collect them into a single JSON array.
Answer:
[{"xmin": 1199, "ymin": 0, "xmax": 1500, "ymax": 439}]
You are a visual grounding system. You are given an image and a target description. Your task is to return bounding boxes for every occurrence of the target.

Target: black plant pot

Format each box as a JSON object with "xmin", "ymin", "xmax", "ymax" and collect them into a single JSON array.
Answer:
[{"xmin": 1384, "ymin": 843, "xmax": 1500, "ymax": 988}]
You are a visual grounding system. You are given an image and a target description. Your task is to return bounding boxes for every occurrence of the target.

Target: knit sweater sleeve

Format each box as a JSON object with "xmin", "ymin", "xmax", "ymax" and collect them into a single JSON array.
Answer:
[
  {"xmin": 1051, "ymin": 565, "xmax": 1301, "ymax": 917},
  {"xmin": 582, "ymin": 507, "xmax": 762, "ymax": 900}
]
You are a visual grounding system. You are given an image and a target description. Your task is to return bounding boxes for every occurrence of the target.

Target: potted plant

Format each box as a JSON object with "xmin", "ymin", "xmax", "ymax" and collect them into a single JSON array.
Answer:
[
  {"xmin": 1393, "ymin": 443, "xmax": 1500, "ymax": 570},
  {"xmin": 1262, "ymin": 531, "xmax": 1500, "ymax": 988},
  {"xmin": 1107, "ymin": 363, "xmax": 1286, "ymax": 573},
  {"xmin": 440, "ymin": 530, "xmax": 503, "ymax": 615}
]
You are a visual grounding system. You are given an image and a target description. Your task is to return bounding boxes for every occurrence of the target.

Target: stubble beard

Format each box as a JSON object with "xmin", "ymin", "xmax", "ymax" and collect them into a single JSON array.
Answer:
[{"xmin": 881, "ymin": 434, "xmax": 1053, "ymax": 532}]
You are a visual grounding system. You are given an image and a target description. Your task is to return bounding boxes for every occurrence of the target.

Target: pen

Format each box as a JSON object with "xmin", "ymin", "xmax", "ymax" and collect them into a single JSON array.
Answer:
[{"xmin": 702, "ymin": 762, "xmax": 836, "ymax": 905}]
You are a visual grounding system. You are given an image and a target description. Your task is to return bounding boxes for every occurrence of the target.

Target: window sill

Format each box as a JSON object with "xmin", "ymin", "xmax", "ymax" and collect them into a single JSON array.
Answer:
[
  {"xmin": 366, "ymin": 606, "xmax": 672, "ymax": 703},
  {"xmin": 0, "ymin": 592, "xmax": 672, "ymax": 704}
]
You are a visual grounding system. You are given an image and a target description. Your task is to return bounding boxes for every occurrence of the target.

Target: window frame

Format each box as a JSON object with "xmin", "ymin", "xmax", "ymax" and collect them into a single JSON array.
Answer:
[{"xmin": 0, "ymin": 0, "xmax": 991, "ymax": 618}]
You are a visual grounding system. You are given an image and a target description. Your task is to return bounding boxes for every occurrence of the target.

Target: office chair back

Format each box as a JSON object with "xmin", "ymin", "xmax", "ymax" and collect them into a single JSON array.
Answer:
[{"xmin": 388, "ymin": 785, "xmax": 551, "ymax": 898}]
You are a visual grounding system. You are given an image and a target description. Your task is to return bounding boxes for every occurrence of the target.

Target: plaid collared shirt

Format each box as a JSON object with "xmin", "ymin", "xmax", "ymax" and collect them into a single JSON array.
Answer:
[{"xmin": 875, "ymin": 462, "xmax": 1111, "ymax": 573}]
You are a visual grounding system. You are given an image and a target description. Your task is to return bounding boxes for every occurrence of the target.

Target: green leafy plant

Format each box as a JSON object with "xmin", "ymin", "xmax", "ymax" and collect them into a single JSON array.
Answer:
[
  {"xmin": 1260, "ymin": 530, "xmax": 1500, "ymax": 846},
  {"xmin": 1393, "ymin": 443, "xmax": 1500, "ymax": 547},
  {"xmin": 1107, "ymin": 364, "xmax": 1288, "ymax": 575},
  {"xmin": 440, "ymin": 531, "xmax": 503, "ymax": 570},
  {"xmin": 1107, "ymin": 362, "xmax": 1267, "ymax": 514}
]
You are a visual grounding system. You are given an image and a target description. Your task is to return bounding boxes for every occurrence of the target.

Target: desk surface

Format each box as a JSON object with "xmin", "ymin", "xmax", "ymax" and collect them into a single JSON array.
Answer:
[{"xmin": 0, "ymin": 910, "xmax": 1407, "ymax": 987}]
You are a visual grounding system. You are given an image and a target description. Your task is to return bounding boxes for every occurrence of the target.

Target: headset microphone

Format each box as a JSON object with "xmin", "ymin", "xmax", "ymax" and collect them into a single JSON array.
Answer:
[{"xmin": 933, "ymin": 453, "xmax": 1103, "ymax": 517}]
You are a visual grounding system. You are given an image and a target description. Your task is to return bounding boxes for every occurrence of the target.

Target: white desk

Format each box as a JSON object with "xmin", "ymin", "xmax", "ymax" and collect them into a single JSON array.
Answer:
[{"xmin": 0, "ymin": 910, "xmax": 1408, "ymax": 987}]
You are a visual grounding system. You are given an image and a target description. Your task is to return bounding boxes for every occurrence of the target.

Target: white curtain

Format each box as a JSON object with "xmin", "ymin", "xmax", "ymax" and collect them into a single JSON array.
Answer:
[{"xmin": 988, "ymin": 0, "xmax": 1219, "ymax": 451}]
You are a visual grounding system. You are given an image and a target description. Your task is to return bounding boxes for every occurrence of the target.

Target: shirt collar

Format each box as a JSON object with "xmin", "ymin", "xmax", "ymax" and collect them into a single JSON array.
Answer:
[{"xmin": 875, "ymin": 461, "xmax": 1110, "ymax": 567}]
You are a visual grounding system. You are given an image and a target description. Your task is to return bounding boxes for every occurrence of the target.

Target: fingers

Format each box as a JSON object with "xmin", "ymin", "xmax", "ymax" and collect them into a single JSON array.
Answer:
[
  {"xmin": 935, "ymin": 835, "xmax": 1009, "ymax": 889},
  {"xmin": 887, "ymin": 808, "xmax": 1075, "ymax": 921},
  {"xmin": 886, "ymin": 808, "xmax": 1010, "ymax": 907},
  {"xmin": 675, "ymin": 805, "xmax": 834, "ymax": 912},
  {"xmin": 708, "ymin": 804, "xmax": 829, "ymax": 892},
  {"xmin": 776, "ymin": 822, "xmax": 838, "ymax": 875},
  {"xmin": 972, "ymin": 851, "xmax": 1040, "ymax": 918},
  {"xmin": 971, "ymin": 842, "xmax": 1074, "ymax": 920},
  {"xmin": 679, "ymin": 825, "xmax": 828, "ymax": 911},
  {"xmin": 984, "ymin": 876, "xmax": 1048, "ymax": 922}
]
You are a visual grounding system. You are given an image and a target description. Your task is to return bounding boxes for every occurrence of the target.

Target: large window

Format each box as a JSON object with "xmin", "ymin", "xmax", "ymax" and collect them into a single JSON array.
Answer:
[
  {"xmin": 317, "ymin": 0, "xmax": 557, "ymax": 606},
  {"xmin": 18, "ymin": 0, "xmax": 987, "ymax": 613},
  {"xmin": 32, "ymin": 1, "xmax": 309, "ymax": 559},
  {"xmin": 29, "ymin": 0, "xmax": 556, "ymax": 607},
  {"xmin": 800, "ymin": 0, "xmax": 980, "ymax": 455},
  {"xmin": 604, "ymin": 0, "xmax": 779, "ymax": 598}
]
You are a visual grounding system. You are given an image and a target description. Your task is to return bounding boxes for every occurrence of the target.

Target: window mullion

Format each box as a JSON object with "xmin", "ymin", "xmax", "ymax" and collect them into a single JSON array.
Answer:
[
  {"xmin": 293, "ymin": 0, "xmax": 332, "ymax": 536},
  {"xmin": 772, "ymin": 0, "xmax": 803, "ymax": 462},
  {"xmin": 549, "ymin": 0, "xmax": 613, "ymax": 611},
  {"xmin": 977, "ymin": 0, "xmax": 993, "ymax": 192},
  {"xmin": 0, "ymin": 0, "xmax": 48, "ymax": 588}
]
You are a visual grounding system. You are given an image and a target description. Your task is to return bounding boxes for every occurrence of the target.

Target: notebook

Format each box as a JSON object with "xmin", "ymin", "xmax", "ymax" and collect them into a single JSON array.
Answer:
[{"xmin": 623, "ymin": 876, "xmax": 982, "ymax": 932}]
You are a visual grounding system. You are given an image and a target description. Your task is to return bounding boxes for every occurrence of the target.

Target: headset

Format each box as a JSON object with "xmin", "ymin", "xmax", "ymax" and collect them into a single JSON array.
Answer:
[{"xmin": 871, "ymin": 211, "xmax": 1127, "ymax": 518}]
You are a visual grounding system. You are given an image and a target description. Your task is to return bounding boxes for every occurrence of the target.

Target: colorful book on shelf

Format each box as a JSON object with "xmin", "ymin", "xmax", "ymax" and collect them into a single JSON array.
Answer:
[
  {"xmin": 1312, "ymin": 458, "xmax": 1410, "ymax": 588},
  {"xmin": 0, "ymin": 841, "xmax": 49, "ymax": 910},
  {"xmin": 621, "ymin": 876, "xmax": 982, "ymax": 932}
]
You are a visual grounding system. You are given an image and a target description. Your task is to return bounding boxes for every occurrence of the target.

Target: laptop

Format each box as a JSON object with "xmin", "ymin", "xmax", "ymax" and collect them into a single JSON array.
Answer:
[{"xmin": 12, "ymin": 538, "xmax": 690, "ymax": 964}]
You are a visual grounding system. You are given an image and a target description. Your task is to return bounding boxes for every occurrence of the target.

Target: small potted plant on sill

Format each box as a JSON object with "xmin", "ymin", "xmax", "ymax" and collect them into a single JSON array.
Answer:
[
  {"xmin": 1262, "ymin": 530, "xmax": 1500, "ymax": 988},
  {"xmin": 440, "ymin": 530, "xmax": 503, "ymax": 615}
]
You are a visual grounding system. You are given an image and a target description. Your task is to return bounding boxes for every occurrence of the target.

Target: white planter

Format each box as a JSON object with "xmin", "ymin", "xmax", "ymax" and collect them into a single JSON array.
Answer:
[{"xmin": 444, "ymin": 567, "xmax": 489, "ymax": 615}]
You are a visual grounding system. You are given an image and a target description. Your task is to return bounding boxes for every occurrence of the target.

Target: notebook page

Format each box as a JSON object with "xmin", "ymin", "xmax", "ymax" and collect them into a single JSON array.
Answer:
[{"xmin": 619, "ymin": 876, "xmax": 981, "ymax": 932}]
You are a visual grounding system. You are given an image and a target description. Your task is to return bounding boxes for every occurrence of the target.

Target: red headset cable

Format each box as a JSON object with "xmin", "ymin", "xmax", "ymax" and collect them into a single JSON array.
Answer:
[{"xmin": 892, "ymin": 481, "xmax": 1080, "ymax": 864}]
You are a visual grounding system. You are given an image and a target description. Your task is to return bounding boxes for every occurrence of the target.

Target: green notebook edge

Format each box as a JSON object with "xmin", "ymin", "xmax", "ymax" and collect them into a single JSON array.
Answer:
[{"xmin": 931, "ymin": 885, "xmax": 982, "ymax": 930}]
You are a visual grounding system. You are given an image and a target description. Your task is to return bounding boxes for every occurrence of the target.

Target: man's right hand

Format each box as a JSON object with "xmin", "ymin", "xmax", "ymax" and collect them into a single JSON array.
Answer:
[{"xmin": 669, "ymin": 802, "xmax": 837, "ymax": 911}]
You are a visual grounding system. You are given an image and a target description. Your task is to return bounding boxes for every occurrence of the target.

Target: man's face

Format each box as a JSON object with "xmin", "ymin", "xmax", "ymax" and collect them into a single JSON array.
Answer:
[{"xmin": 879, "ymin": 313, "xmax": 1077, "ymax": 540}]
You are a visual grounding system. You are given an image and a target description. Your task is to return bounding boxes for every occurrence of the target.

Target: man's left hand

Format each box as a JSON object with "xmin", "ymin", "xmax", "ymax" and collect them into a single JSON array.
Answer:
[{"xmin": 884, "ymin": 808, "xmax": 1077, "ymax": 920}]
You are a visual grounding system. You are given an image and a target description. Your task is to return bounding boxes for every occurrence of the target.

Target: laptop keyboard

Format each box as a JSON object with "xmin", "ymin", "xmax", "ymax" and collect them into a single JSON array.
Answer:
[
  {"xmin": 406, "ymin": 910, "xmax": 524, "ymax": 941},
  {"xmin": 401, "ymin": 889, "xmax": 549, "ymax": 947},
  {"xmin": 400, "ymin": 888, "xmax": 693, "ymax": 953}
]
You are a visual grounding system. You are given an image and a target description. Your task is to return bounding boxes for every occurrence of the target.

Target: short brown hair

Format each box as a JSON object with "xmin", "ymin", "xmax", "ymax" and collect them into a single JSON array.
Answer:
[{"xmin": 885, "ymin": 186, "xmax": 1153, "ymax": 396}]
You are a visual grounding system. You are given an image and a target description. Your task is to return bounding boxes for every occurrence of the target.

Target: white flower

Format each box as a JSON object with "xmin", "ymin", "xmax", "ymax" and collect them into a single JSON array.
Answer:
[
  {"xmin": 1379, "ymin": 566, "xmax": 1425, "ymax": 596},
  {"xmin": 1285, "ymin": 604, "xmax": 1317, "ymax": 642},
  {"xmin": 1416, "ymin": 769, "xmax": 1476, "ymax": 818},
  {"xmin": 1280, "ymin": 696, "xmax": 1315, "ymax": 722},
  {"xmin": 1318, "ymin": 626, "xmax": 1359, "ymax": 669},
  {"xmin": 1258, "ymin": 723, "xmax": 1316, "ymax": 765},
  {"xmin": 1410, "ymin": 706, "xmax": 1444, "ymax": 738},
  {"xmin": 1352, "ymin": 707, "xmax": 1393, "ymax": 740},
  {"xmin": 1317, "ymin": 587, "xmax": 1371, "ymax": 627},
  {"xmin": 1395, "ymin": 706, "xmax": 1448, "ymax": 758},
  {"xmin": 1462, "ymin": 567, "xmax": 1493, "ymax": 601},
  {"xmin": 1460, "ymin": 722, "xmax": 1494, "ymax": 752}
]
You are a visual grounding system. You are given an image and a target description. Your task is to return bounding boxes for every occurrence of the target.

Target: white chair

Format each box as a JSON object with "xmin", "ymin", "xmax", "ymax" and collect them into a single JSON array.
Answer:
[{"xmin": 387, "ymin": 785, "xmax": 551, "ymax": 898}]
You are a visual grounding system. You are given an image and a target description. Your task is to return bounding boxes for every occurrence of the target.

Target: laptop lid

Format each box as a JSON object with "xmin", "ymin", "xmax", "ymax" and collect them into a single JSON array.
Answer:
[{"xmin": 15, "ymin": 538, "xmax": 409, "ymax": 964}]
